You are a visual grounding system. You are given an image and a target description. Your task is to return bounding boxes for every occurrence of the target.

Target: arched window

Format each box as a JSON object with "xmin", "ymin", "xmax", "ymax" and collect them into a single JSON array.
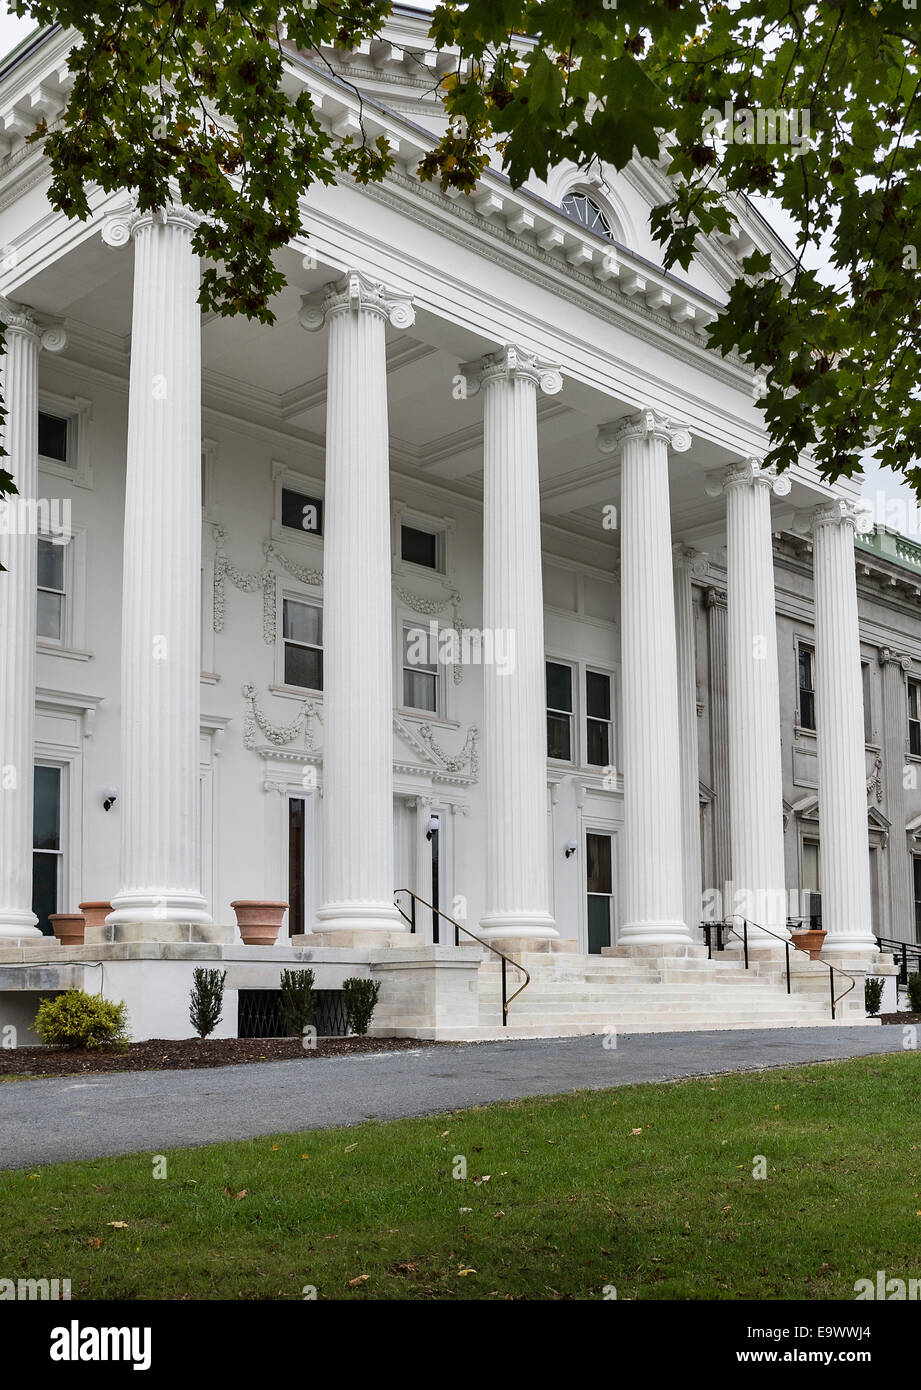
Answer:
[{"xmin": 561, "ymin": 190, "xmax": 616, "ymax": 240}]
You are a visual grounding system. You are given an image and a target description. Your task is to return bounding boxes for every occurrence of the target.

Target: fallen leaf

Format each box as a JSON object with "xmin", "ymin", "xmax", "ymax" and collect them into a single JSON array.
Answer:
[
  {"xmin": 106, "ymin": 1221, "xmax": 129, "ymax": 1229},
  {"xmin": 344, "ymin": 1144, "xmax": 358, "ymax": 1153},
  {"xmin": 457, "ymin": 1267, "xmax": 477, "ymax": 1276},
  {"xmin": 235, "ymin": 1190, "xmax": 247, "ymax": 1200},
  {"xmin": 630, "ymin": 1128, "xmax": 643, "ymax": 1136},
  {"xmin": 348, "ymin": 1274, "xmax": 370, "ymax": 1286}
]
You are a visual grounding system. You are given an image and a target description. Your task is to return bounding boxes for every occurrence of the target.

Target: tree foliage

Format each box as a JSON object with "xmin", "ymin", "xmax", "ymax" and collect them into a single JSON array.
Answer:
[{"xmin": 2, "ymin": 0, "xmax": 920, "ymax": 493}]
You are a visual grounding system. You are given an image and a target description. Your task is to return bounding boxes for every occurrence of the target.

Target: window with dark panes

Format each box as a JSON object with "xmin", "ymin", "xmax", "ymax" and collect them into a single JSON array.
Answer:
[
  {"xmin": 586, "ymin": 670, "xmax": 612, "ymax": 767},
  {"xmin": 546, "ymin": 661, "xmax": 574, "ymax": 761},
  {"xmin": 586, "ymin": 832, "xmax": 613, "ymax": 953},
  {"xmin": 798, "ymin": 644, "xmax": 816, "ymax": 731},
  {"xmin": 283, "ymin": 597, "xmax": 323, "ymax": 690},
  {"xmin": 909, "ymin": 679, "xmax": 921, "ymax": 757},
  {"xmin": 401, "ymin": 523, "xmax": 441, "ymax": 571},
  {"xmin": 32, "ymin": 765, "xmax": 62, "ymax": 935},
  {"xmin": 38, "ymin": 411, "xmax": 68, "ymax": 463},
  {"xmin": 281, "ymin": 487, "xmax": 323, "ymax": 536}
]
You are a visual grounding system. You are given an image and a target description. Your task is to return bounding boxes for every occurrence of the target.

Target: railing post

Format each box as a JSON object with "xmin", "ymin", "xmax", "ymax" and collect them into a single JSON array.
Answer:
[
  {"xmin": 743, "ymin": 919, "xmax": 749, "ymax": 970},
  {"xmin": 830, "ymin": 966, "xmax": 836, "ymax": 1020},
  {"xmin": 704, "ymin": 924, "xmax": 711, "ymax": 959},
  {"xmin": 902, "ymin": 943, "xmax": 908, "ymax": 987},
  {"xmin": 785, "ymin": 941, "xmax": 790, "ymax": 994},
  {"xmin": 410, "ymin": 894, "xmax": 416, "ymax": 935},
  {"xmin": 501, "ymin": 956, "xmax": 508, "ymax": 1026}
]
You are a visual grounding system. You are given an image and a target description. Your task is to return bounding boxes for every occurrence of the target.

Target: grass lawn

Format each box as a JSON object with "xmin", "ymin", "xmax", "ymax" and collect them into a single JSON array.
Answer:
[{"xmin": 2, "ymin": 1052, "xmax": 920, "ymax": 1300}]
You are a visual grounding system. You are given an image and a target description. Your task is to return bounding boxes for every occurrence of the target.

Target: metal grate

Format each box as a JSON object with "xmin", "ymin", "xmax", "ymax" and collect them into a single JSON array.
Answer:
[{"xmin": 237, "ymin": 989, "xmax": 349, "ymax": 1039}]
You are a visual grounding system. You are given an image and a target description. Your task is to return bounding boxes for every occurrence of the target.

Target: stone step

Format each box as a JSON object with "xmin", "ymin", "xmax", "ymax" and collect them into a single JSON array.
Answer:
[{"xmin": 407, "ymin": 1016, "xmax": 880, "ymax": 1041}]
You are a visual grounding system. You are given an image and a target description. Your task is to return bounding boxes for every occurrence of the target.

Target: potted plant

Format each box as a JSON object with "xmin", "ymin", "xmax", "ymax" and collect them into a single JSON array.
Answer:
[
  {"xmin": 78, "ymin": 902, "xmax": 112, "ymax": 933},
  {"xmin": 230, "ymin": 900, "xmax": 287, "ymax": 945},
  {"xmin": 49, "ymin": 913, "xmax": 85, "ymax": 946},
  {"xmin": 791, "ymin": 926, "xmax": 827, "ymax": 959}
]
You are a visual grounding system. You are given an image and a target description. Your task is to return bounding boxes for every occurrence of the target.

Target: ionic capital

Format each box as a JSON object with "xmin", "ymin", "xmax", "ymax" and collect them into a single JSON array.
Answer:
[
  {"xmin": 0, "ymin": 297, "xmax": 66, "ymax": 353},
  {"xmin": 804, "ymin": 496, "xmax": 873, "ymax": 537},
  {"xmin": 705, "ymin": 457, "xmax": 791, "ymax": 498},
  {"xmin": 458, "ymin": 344, "xmax": 563, "ymax": 397},
  {"xmin": 877, "ymin": 646, "xmax": 913, "ymax": 672},
  {"xmin": 299, "ymin": 270, "xmax": 415, "ymax": 332},
  {"xmin": 101, "ymin": 198, "xmax": 200, "ymax": 248},
  {"xmin": 672, "ymin": 544, "xmax": 710, "ymax": 579},
  {"xmin": 597, "ymin": 407, "xmax": 691, "ymax": 456}
]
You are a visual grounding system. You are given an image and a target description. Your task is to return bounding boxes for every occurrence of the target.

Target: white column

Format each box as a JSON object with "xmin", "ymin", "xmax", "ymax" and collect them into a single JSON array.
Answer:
[
  {"xmin": 811, "ymin": 500, "xmax": 876, "ymax": 957},
  {"xmin": 106, "ymin": 206, "xmax": 210, "ymax": 929},
  {"xmin": 463, "ymin": 346, "xmax": 559, "ymax": 944},
  {"xmin": 673, "ymin": 545, "xmax": 707, "ymax": 937},
  {"xmin": 715, "ymin": 459, "xmax": 789, "ymax": 940},
  {"xmin": 300, "ymin": 272, "xmax": 411, "ymax": 937},
  {"xmin": 0, "ymin": 302, "xmax": 65, "ymax": 937},
  {"xmin": 598, "ymin": 408, "xmax": 691, "ymax": 948}
]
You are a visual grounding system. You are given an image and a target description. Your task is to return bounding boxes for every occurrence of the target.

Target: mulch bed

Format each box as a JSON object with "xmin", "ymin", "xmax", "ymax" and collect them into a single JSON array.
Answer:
[
  {"xmin": 879, "ymin": 1012, "xmax": 921, "ymax": 1026},
  {"xmin": 0, "ymin": 1035, "xmax": 438, "ymax": 1077}
]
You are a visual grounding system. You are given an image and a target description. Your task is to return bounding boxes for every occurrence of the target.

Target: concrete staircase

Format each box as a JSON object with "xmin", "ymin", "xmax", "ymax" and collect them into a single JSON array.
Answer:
[{"xmin": 446, "ymin": 944, "xmax": 879, "ymax": 1040}]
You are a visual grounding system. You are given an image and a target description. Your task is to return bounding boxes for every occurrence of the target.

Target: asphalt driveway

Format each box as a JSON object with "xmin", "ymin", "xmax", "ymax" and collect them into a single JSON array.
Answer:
[{"xmin": 0, "ymin": 1024, "xmax": 903, "ymax": 1170}]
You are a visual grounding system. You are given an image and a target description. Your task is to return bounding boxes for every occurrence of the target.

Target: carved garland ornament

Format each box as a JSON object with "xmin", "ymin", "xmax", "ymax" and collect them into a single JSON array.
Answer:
[{"xmin": 242, "ymin": 682, "xmax": 322, "ymax": 751}]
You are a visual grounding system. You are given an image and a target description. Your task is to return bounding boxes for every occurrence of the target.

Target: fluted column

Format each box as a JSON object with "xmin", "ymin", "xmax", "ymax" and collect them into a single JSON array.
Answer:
[
  {"xmin": 463, "ymin": 346, "xmax": 560, "ymax": 943},
  {"xmin": 879, "ymin": 647, "xmax": 913, "ymax": 938},
  {"xmin": 0, "ymin": 302, "xmax": 66, "ymax": 936},
  {"xmin": 673, "ymin": 546, "xmax": 707, "ymax": 937},
  {"xmin": 706, "ymin": 587, "xmax": 732, "ymax": 896},
  {"xmin": 713, "ymin": 459, "xmax": 789, "ymax": 939},
  {"xmin": 300, "ymin": 272, "xmax": 411, "ymax": 937},
  {"xmin": 598, "ymin": 409, "xmax": 691, "ymax": 948},
  {"xmin": 106, "ymin": 207, "xmax": 210, "ymax": 929},
  {"xmin": 811, "ymin": 500, "xmax": 876, "ymax": 956}
]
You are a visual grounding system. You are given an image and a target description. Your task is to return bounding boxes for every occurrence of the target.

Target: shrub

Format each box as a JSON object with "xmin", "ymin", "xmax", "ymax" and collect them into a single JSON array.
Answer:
[
  {"xmin": 908, "ymin": 973, "xmax": 921, "ymax": 1014},
  {"xmin": 864, "ymin": 976, "xmax": 884, "ymax": 1017},
  {"xmin": 342, "ymin": 978, "xmax": 381, "ymax": 1036},
  {"xmin": 279, "ymin": 967, "xmax": 316, "ymax": 1037},
  {"xmin": 33, "ymin": 990, "xmax": 129, "ymax": 1051},
  {"xmin": 189, "ymin": 968, "xmax": 227, "ymax": 1039}
]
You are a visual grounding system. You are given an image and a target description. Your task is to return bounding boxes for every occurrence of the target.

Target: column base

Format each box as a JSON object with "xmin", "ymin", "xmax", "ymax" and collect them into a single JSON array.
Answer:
[
  {"xmin": 315, "ymin": 901, "xmax": 406, "ymax": 937},
  {"xmin": 301, "ymin": 929, "xmax": 421, "ymax": 950},
  {"xmin": 0, "ymin": 909, "xmax": 41, "ymax": 939},
  {"xmin": 820, "ymin": 935, "xmax": 879, "ymax": 961},
  {"xmin": 90, "ymin": 919, "xmax": 233, "ymax": 945},
  {"xmin": 616, "ymin": 920, "xmax": 692, "ymax": 949},
  {"xmin": 478, "ymin": 912, "xmax": 558, "ymax": 947},
  {"xmin": 107, "ymin": 892, "xmax": 212, "ymax": 930}
]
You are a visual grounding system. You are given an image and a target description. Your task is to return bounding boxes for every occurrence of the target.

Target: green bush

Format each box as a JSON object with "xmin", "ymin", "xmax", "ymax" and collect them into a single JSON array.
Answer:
[
  {"xmin": 33, "ymin": 990, "xmax": 129, "ymax": 1051},
  {"xmin": 864, "ymin": 976, "xmax": 884, "ymax": 1017},
  {"xmin": 279, "ymin": 967, "xmax": 315, "ymax": 1037},
  {"xmin": 908, "ymin": 973, "xmax": 921, "ymax": 1013},
  {"xmin": 342, "ymin": 978, "xmax": 381, "ymax": 1036},
  {"xmin": 189, "ymin": 968, "xmax": 227, "ymax": 1039}
]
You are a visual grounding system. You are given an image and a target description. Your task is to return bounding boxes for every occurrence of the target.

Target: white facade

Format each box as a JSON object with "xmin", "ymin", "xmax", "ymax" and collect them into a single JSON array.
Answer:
[{"xmin": 0, "ymin": 17, "xmax": 917, "ymax": 1038}]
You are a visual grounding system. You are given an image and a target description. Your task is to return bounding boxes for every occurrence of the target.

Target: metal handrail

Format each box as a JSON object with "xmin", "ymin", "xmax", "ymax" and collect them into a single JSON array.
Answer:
[
  {"xmin": 393, "ymin": 887, "xmax": 531, "ymax": 1025},
  {"xmin": 721, "ymin": 915, "xmax": 856, "ymax": 1020},
  {"xmin": 875, "ymin": 935, "xmax": 921, "ymax": 987}
]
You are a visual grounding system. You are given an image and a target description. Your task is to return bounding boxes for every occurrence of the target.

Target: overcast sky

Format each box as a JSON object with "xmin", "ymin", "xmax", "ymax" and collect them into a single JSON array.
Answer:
[{"xmin": 1, "ymin": 3, "xmax": 916, "ymax": 535}]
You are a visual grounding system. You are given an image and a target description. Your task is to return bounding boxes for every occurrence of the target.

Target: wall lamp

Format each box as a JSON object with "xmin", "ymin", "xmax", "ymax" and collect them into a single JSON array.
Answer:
[
  {"xmin": 564, "ymin": 839, "xmax": 578, "ymax": 858},
  {"xmin": 102, "ymin": 785, "xmax": 119, "ymax": 812},
  {"xmin": 426, "ymin": 814, "xmax": 440, "ymax": 842}
]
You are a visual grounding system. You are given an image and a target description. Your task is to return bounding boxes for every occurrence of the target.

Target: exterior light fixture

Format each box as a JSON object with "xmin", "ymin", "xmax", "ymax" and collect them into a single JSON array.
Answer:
[
  {"xmin": 426, "ymin": 814, "xmax": 440, "ymax": 841},
  {"xmin": 564, "ymin": 839, "xmax": 578, "ymax": 858},
  {"xmin": 102, "ymin": 786, "xmax": 119, "ymax": 812}
]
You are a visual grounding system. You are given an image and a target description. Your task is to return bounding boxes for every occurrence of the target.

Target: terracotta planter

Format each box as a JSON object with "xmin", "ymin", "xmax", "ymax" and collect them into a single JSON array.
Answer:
[
  {"xmin": 49, "ymin": 913, "xmax": 85, "ymax": 946},
  {"xmin": 231, "ymin": 900, "xmax": 287, "ymax": 946},
  {"xmin": 792, "ymin": 928, "xmax": 827, "ymax": 960},
  {"xmin": 78, "ymin": 901, "xmax": 112, "ymax": 932}
]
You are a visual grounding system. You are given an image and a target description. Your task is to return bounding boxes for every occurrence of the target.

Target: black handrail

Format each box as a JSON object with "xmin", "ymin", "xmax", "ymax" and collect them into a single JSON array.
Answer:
[
  {"xmin": 393, "ymin": 887, "xmax": 530, "ymax": 1026},
  {"xmin": 875, "ymin": 935, "xmax": 921, "ymax": 987},
  {"xmin": 710, "ymin": 915, "xmax": 855, "ymax": 1019}
]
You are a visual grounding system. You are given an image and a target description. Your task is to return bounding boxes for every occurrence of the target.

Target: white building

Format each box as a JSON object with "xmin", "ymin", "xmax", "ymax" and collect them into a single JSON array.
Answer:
[{"xmin": 0, "ymin": 13, "xmax": 914, "ymax": 1041}]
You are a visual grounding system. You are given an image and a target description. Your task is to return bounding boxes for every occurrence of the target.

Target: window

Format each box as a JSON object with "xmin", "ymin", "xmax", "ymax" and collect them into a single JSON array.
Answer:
[
  {"xmin": 281, "ymin": 486, "xmax": 323, "ymax": 537},
  {"xmin": 798, "ymin": 643, "xmax": 816, "ymax": 731},
  {"xmin": 914, "ymin": 857, "xmax": 921, "ymax": 943},
  {"xmin": 36, "ymin": 537, "xmax": 66, "ymax": 642},
  {"xmin": 547, "ymin": 661, "xmax": 574, "ymax": 761},
  {"xmin": 561, "ymin": 190, "xmax": 615, "ymax": 240},
  {"xmin": 32, "ymin": 764, "xmax": 63, "ymax": 935},
  {"xmin": 282, "ymin": 597, "xmax": 323, "ymax": 690},
  {"xmin": 586, "ymin": 670, "xmax": 612, "ymax": 767},
  {"xmin": 403, "ymin": 623, "xmax": 439, "ymax": 713},
  {"xmin": 910, "ymin": 679, "xmax": 921, "ymax": 757},
  {"xmin": 802, "ymin": 841, "xmax": 821, "ymax": 929},
  {"xmin": 288, "ymin": 797, "xmax": 305, "ymax": 939},
  {"xmin": 401, "ymin": 522, "xmax": 443, "ymax": 572},
  {"xmin": 586, "ymin": 832, "xmax": 614, "ymax": 953},
  {"xmin": 862, "ymin": 662, "xmax": 873, "ymax": 743},
  {"xmin": 38, "ymin": 410, "xmax": 69, "ymax": 464}
]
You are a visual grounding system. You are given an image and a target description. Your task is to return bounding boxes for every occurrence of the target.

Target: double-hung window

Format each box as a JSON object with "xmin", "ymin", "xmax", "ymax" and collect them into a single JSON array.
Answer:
[
  {"xmin": 798, "ymin": 643, "xmax": 816, "ymax": 731},
  {"xmin": 586, "ymin": 671, "xmax": 612, "ymax": 767},
  {"xmin": 403, "ymin": 623, "xmax": 439, "ymax": 714},
  {"xmin": 909, "ymin": 679, "xmax": 921, "ymax": 757},
  {"xmin": 282, "ymin": 597, "xmax": 323, "ymax": 690},
  {"xmin": 36, "ymin": 537, "xmax": 66, "ymax": 643},
  {"xmin": 546, "ymin": 661, "xmax": 574, "ymax": 762}
]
